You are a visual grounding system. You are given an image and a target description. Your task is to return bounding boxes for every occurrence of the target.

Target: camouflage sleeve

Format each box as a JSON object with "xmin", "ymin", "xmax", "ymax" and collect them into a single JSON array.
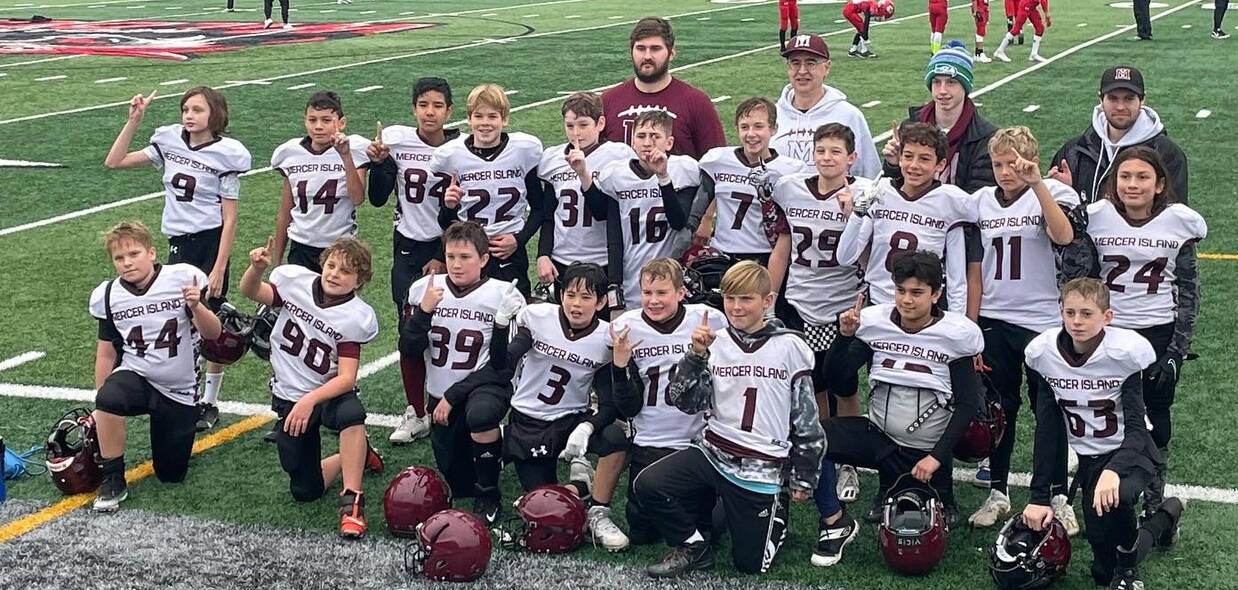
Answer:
[
  {"xmin": 667, "ymin": 349, "xmax": 713, "ymax": 415},
  {"xmin": 1056, "ymin": 205, "xmax": 1100, "ymax": 285},
  {"xmin": 1169, "ymin": 242, "xmax": 1200, "ymax": 357},
  {"xmin": 787, "ymin": 372, "xmax": 826, "ymax": 491}
]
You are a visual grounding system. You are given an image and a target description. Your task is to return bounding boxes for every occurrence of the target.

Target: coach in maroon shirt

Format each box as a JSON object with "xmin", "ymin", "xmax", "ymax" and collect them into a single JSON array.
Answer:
[{"xmin": 602, "ymin": 17, "xmax": 727, "ymax": 160}]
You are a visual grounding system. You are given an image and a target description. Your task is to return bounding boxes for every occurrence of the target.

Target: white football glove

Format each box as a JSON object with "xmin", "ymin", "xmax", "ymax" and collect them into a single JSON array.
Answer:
[
  {"xmin": 559, "ymin": 422, "xmax": 593, "ymax": 460},
  {"xmin": 495, "ymin": 280, "xmax": 525, "ymax": 328},
  {"xmin": 853, "ymin": 177, "xmax": 885, "ymax": 217}
]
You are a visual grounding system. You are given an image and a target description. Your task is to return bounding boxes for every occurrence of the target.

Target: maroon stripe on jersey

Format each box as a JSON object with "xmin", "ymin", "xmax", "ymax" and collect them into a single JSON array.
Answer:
[
  {"xmin": 904, "ymin": 362, "xmax": 933, "ymax": 374},
  {"xmin": 705, "ymin": 430, "xmax": 784, "ymax": 462},
  {"xmin": 882, "ymin": 358, "xmax": 897, "ymax": 369},
  {"xmin": 791, "ymin": 368, "xmax": 812, "ymax": 382},
  {"xmin": 338, "ymin": 341, "xmax": 362, "ymax": 359},
  {"xmin": 269, "ymin": 284, "xmax": 284, "ymax": 308}
]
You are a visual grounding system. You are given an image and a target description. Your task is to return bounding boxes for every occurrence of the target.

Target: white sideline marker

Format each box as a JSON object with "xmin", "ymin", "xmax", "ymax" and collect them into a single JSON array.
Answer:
[
  {"xmin": 160, "ymin": 79, "xmax": 189, "ymax": 85},
  {"xmin": 862, "ymin": 100, "xmax": 882, "ymax": 108},
  {"xmin": 0, "ymin": 351, "xmax": 44, "ymax": 373},
  {"xmin": 710, "ymin": 95, "xmax": 731, "ymax": 103},
  {"xmin": 834, "ymin": 18, "xmax": 845, "ymax": 23},
  {"xmin": 1078, "ymin": 22, "xmax": 1088, "ymax": 26},
  {"xmin": 399, "ymin": 10, "xmax": 416, "ymax": 15},
  {"xmin": 698, "ymin": 17, "xmax": 710, "ymax": 21},
  {"xmin": 360, "ymin": 10, "xmax": 375, "ymax": 14},
  {"xmin": 1182, "ymin": 24, "xmax": 1192, "ymax": 28},
  {"xmin": 482, "ymin": 12, "xmax": 497, "ymax": 16},
  {"xmin": 94, "ymin": 77, "xmax": 128, "ymax": 84},
  {"xmin": 287, "ymin": 82, "xmax": 316, "ymax": 90},
  {"xmin": 608, "ymin": 15, "xmax": 622, "ymax": 19},
  {"xmin": 523, "ymin": 14, "xmax": 539, "ymax": 17},
  {"xmin": 0, "ymin": 73, "xmax": 7, "ymax": 78},
  {"xmin": 355, "ymin": 85, "xmax": 383, "ymax": 93},
  {"xmin": 1023, "ymin": 104, "xmax": 1040, "ymax": 112},
  {"xmin": 505, "ymin": 89, "xmax": 520, "ymax": 95},
  {"xmin": 35, "ymin": 75, "xmax": 66, "ymax": 81},
  {"xmin": 320, "ymin": 9, "xmax": 336, "ymax": 12},
  {"xmin": 1196, "ymin": 109, "xmax": 1211, "ymax": 119},
  {"xmin": 741, "ymin": 17, "xmax": 754, "ymax": 21},
  {"xmin": 565, "ymin": 14, "xmax": 580, "ymax": 18}
]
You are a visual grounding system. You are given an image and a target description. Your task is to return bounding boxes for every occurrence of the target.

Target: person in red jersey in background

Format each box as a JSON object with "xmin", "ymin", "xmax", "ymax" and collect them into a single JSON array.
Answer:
[
  {"xmin": 973, "ymin": 0, "xmax": 994, "ymax": 62},
  {"xmin": 994, "ymin": 0, "xmax": 1051, "ymax": 62},
  {"xmin": 842, "ymin": 0, "xmax": 876, "ymax": 58},
  {"xmin": 779, "ymin": 0, "xmax": 800, "ymax": 53}
]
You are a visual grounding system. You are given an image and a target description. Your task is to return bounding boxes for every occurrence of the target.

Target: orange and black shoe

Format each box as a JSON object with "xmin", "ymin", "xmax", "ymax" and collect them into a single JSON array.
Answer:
[
  {"xmin": 365, "ymin": 440, "xmax": 385, "ymax": 474},
  {"xmin": 339, "ymin": 489, "xmax": 366, "ymax": 539}
]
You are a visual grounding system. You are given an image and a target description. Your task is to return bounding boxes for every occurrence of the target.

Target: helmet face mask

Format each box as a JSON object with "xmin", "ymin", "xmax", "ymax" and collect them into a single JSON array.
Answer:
[
  {"xmin": 530, "ymin": 281, "xmax": 559, "ymax": 305},
  {"xmin": 45, "ymin": 407, "xmax": 103, "ymax": 495},
  {"xmin": 681, "ymin": 247, "xmax": 732, "ymax": 311},
  {"xmin": 877, "ymin": 482, "xmax": 947, "ymax": 575},
  {"xmin": 989, "ymin": 515, "xmax": 1071, "ymax": 590},
  {"xmin": 248, "ymin": 303, "xmax": 279, "ymax": 362}
]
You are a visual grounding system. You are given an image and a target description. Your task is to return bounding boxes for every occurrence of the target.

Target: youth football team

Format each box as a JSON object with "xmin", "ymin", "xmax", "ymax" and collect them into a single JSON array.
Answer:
[{"xmin": 86, "ymin": 13, "xmax": 1202, "ymax": 589}]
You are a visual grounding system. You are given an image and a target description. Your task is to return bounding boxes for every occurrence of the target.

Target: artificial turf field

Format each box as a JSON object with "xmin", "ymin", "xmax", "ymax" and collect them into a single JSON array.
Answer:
[{"xmin": 2, "ymin": 0, "xmax": 1237, "ymax": 588}]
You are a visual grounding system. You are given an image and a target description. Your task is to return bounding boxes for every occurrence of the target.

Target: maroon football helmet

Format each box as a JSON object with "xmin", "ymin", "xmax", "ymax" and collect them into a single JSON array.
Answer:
[
  {"xmin": 988, "ymin": 514, "xmax": 1072, "ymax": 590},
  {"xmin": 405, "ymin": 508, "xmax": 492, "ymax": 582},
  {"xmin": 502, "ymin": 484, "xmax": 587, "ymax": 553},
  {"xmin": 200, "ymin": 302, "xmax": 252, "ymax": 365},
  {"xmin": 45, "ymin": 407, "xmax": 103, "ymax": 495},
  {"xmin": 878, "ymin": 485, "xmax": 948, "ymax": 575},
  {"xmin": 955, "ymin": 396, "xmax": 1007, "ymax": 463},
  {"xmin": 384, "ymin": 465, "xmax": 452, "ymax": 537}
]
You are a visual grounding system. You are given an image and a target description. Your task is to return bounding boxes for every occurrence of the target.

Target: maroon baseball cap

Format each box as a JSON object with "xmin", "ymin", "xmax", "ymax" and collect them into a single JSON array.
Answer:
[{"xmin": 781, "ymin": 33, "xmax": 830, "ymax": 60}]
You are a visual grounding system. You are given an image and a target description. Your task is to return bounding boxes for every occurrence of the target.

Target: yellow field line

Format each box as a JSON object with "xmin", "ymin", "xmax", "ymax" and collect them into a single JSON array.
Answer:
[
  {"xmin": 1200, "ymin": 253, "xmax": 1238, "ymax": 261},
  {"xmin": 0, "ymin": 414, "xmax": 272, "ymax": 543}
]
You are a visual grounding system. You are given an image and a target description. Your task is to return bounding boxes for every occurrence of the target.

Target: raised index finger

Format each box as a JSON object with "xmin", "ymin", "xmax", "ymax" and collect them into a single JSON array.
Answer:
[
  {"xmin": 146, "ymin": 89, "xmax": 158, "ymax": 102},
  {"xmin": 701, "ymin": 311, "xmax": 710, "ymax": 326},
  {"xmin": 890, "ymin": 120, "xmax": 900, "ymax": 141},
  {"xmin": 375, "ymin": 120, "xmax": 383, "ymax": 141},
  {"xmin": 853, "ymin": 292, "xmax": 865, "ymax": 313},
  {"xmin": 265, "ymin": 235, "xmax": 274, "ymax": 251}
]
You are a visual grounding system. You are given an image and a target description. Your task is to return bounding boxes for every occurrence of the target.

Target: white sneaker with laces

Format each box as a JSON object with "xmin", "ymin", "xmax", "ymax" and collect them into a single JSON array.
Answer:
[
  {"xmin": 569, "ymin": 456, "xmax": 595, "ymax": 495},
  {"xmin": 975, "ymin": 52, "xmax": 993, "ymax": 63},
  {"xmin": 994, "ymin": 49, "xmax": 1012, "ymax": 62},
  {"xmin": 389, "ymin": 406, "xmax": 431, "ymax": 444},
  {"xmin": 968, "ymin": 489, "xmax": 1012, "ymax": 528},
  {"xmin": 282, "ymin": 22, "xmax": 292, "ymax": 30},
  {"xmin": 586, "ymin": 505, "xmax": 630, "ymax": 551},
  {"xmin": 263, "ymin": 18, "xmax": 273, "ymax": 28},
  {"xmin": 1029, "ymin": 52, "xmax": 1047, "ymax": 62},
  {"xmin": 1052, "ymin": 494, "xmax": 1080, "ymax": 536},
  {"xmin": 836, "ymin": 465, "xmax": 860, "ymax": 503}
]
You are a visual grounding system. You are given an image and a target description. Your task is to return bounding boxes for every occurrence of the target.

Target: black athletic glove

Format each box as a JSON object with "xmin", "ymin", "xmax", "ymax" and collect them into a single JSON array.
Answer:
[{"xmin": 1145, "ymin": 352, "xmax": 1182, "ymax": 392}]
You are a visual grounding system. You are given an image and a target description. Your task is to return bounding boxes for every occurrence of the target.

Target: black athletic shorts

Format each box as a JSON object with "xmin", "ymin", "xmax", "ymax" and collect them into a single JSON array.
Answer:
[{"xmin": 166, "ymin": 225, "xmax": 229, "ymax": 311}]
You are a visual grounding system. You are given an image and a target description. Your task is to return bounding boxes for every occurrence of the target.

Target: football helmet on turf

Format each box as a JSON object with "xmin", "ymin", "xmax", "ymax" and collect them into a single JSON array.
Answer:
[
  {"xmin": 988, "ymin": 514, "xmax": 1072, "ymax": 590},
  {"xmin": 45, "ymin": 407, "xmax": 102, "ymax": 495},
  {"xmin": 500, "ymin": 484, "xmax": 587, "ymax": 553},
  {"xmin": 955, "ymin": 380, "xmax": 1007, "ymax": 463},
  {"xmin": 384, "ymin": 465, "xmax": 452, "ymax": 537},
  {"xmin": 877, "ymin": 478, "xmax": 948, "ymax": 575},
  {"xmin": 249, "ymin": 303, "xmax": 279, "ymax": 361},
  {"xmin": 201, "ymin": 302, "xmax": 252, "ymax": 365},
  {"xmin": 404, "ymin": 508, "xmax": 491, "ymax": 582}
]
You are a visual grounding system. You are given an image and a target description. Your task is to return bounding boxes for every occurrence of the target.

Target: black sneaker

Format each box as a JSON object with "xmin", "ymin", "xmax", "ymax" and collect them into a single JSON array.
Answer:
[
  {"xmin": 1213, "ymin": 29, "xmax": 1231, "ymax": 40},
  {"xmin": 811, "ymin": 512, "xmax": 859, "ymax": 567},
  {"xmin": 1155, "ymin": 497, "xmax": 1184, "ymax": 548},
  {"xmin": 1107, "ymin": 567, "xmax": 1143, "ymax": 590},
  {"xmin": 646, "ymin": 541, "xmax": 715, "ymax": 578},
  {"xmin": 93, "ymin": 476, "xmax": 128, "ymax": 513},
  {"xmin": 472, "ymin": 493, "xmax": 501, "ymax": 527},
  {"xmin": 195, "ymin": 403, "xmax": 220, "ymax": 432},
  {"xmin": 848, "ymin": 48, "xmax": 860, "ymax": 57},
  {"xmin": 861, "ymin": 49, "xmax": 878, "ymax": 59}
]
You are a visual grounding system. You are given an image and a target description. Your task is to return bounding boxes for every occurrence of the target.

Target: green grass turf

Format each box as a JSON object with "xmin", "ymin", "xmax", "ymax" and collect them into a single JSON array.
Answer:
[{"xmin": 3, "ymin": 0, "xmax": 1238, "ymax": 587}]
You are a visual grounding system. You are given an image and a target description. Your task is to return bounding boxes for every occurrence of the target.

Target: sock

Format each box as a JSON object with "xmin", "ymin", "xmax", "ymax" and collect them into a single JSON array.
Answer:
[
  {"xmin": 1031, "ymin": 35, "xmax": 1043, "ymax": 54},
  {"xmin": 780, "ymin": 28, "xmax": 787, "ymax": 51},
  {"xmin": 568, "ymin": 480, "xmax": 590, "ymax": 498},
  {"xmin": 587, "ymin": 497, "xmax": 610, "ymax": 509},
  {"xmin": 996, "ymin": 33, "xmax": 1013, "ymax": 52},
  {"xmin": 860, "ymin": 39, "xmax": 869, "ymax": 53},
  {"xmin": 100, "ymin": 456, "xmax": 125, "ymax": 479},
  {"xmin": 399, "ymin": 357, "xmax": 426, "ymax": 417},
  {"xmin": 852, "ymin": 32, "xmax": 861, "ymax": 46},
  {"xmin": 684, "ymin": 529, "xmax": 705, "ymax": 544},
  {"xmin": 472, "ymin": 439, "xmax": 503, "ymax": 491},
  {"xmin": 1006, "ymin": 15, "xmax": 1014, "ymax": 32},
  {"xmin": 202, "ymin": 372, "xmax": 223, "ymax": 405},
  {"xmin": 976, "ymin": 33, "xmax": 986, "ymax": 45},
  {"xmin": 931, "ymin": 32, "xmax": 942, "ymax": 53}
]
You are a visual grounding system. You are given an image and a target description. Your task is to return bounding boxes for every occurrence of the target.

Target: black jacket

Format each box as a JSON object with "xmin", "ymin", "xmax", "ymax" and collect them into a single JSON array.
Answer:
[
  {"xmin": 1049, "ymin": 125, "xmax": 1188, "ymax": 205},
  {"xmin": 882, "ymin": 104, "xmax": 997, "ymax": 193}
]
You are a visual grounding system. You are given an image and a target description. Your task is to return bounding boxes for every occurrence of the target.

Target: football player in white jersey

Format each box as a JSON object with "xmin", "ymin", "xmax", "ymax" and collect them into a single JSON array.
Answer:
[
  {"xmin": 240, "ymin": 236, "xmax": 383, "ymax": 538},
  {"xmin": 430, "ymin": 84, "xmax": 544, "ymax": 296},
  {"xmin": 634, "ymin": 261, "xmax": 826, "ymax": 578},
  {"xmin": 609, "ymin": 258, "xmax": 727, "ymax": 546},
  {"xmin": 582, "ymin": 110, "xmax": 697, "ymax": 312},
  {"xmin": 1023, "ymin": 279, "xmax": 1184, "ymax": 590},
  {"xmin": 768, "ymin": 122, "xmax": 871, "ymax": 549},
  {"xmin": 104, "ymin": 86, "xmax": 252, "ymax": 434},
  {"xmin": 825, "ymin": 251, "xmax": 983, "ymax": 532},
  {"xmin": 836, "ymin": 123, "xmax": 977, "ymax": 315},
  {"xmin": 681, "ymin": 97, "xmax": 808, "ymax": 267},
  {"xmin": 399, "ymin": 221, "xmax": 525, "ymax": 525},
  {"xmin": 535, "ymin": 91, "xmax": 635, "ymax": 284},
  {"xmin": 366, "ymin": 77, "xmax": 460, "ymax": 446},
  {"xmin": 89, "ymin": 221, "xmax": 223, "ymax": 513},
  {"xmin": 1086, "ymin": 147, "xmax": 1206, "ymax": 518},
  {"xmin": 270, "ymin": 91, "xmax": 370, "ymax": 273},
  {"xmin": 968, "ymin": 127, "xmax": 1080, "ymax": 530}
]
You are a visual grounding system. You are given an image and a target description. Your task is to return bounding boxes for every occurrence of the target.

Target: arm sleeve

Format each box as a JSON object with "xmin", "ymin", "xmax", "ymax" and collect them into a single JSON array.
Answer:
[
  {"xmin": 97, "ymin": 317, "xmax": 121, "ymax": 343},
  {"xmin": 516, "ymin": 168, "xmax": 546, "ymax": 246},
  {"xmin": 537, "ymin": 181, "xmax": 557, "ymax": 257},
  {"xmin": 442, "ymin": 328, "xmax": 533, "ymax": 407},
  {"xmin": 787, "ymin": 372, "xmax": 827, "ymax": 490},
  {"xmin": 588, "ymin": 367, "xmax": 621, "ymax": 430},
  {"xmin": 611, "ymin": 363, "xmax": 644, "ymax": 419},
  {"xmin": 932, "ymin": 358, "xmax": 982, "ymax": 463},
  {"xmin": 835, "ymin": 214, "xmax": 872, "ymax": 266},
  {"xmin": 666, "ymin": 349, "xmax": 713, "ymax": 415},
  {"xmin": 945, "ymin": 226, "xmax": 969, "ymax": 313},
  {"xmin": 367, "ymin": 156, "xmax": 397, "ymax": 207},
  {"xmin": 437, "ymin": 200, "xmax": 457, "ymax": 230},
  {"xmin": 606, "ymin": 200, "xmax": 625, "ymax": 287},
  {"xmin": 398, "ymin": 307, "xmax": 435, "ymax": 359},
  {"xmin": 1028, "ymin": 370, "xmax": 1064, "ymax": 505},
  {"xmin": 660, "ymin": 182, "xmax": 692, "ymax": 230},
  {"xmin": 583, "ymin": 183, "xmax": 611, "ymax": 224},
  {"xmin": 825, "ymin": 334, "xmax": 873, "ymax": 385},
  {"xmin": 1169, "ymin": 242, "xmax": 1201, "ymax": 357},
  {"xmin": 1107, "ymin": 373, "xmax": 1162, "ymax": 476},
  {"xmin": 685, "ymin": 173, "xmax": 716, "ymax": 235}
]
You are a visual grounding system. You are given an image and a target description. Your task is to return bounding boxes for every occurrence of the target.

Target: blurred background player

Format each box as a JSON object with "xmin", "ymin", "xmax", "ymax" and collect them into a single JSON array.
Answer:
[
  {"xmin": 973, "ymin": 0, "xmax": 993, "ymax": 62},
  {"xmin": 262, "ymin": 0, "xmax": 290, "ymax": 30},
  {"xmin": 1003, "ymin": 0, "xmax": 1023, "ymax": 45},
  {"xmin": 842, "ymin": 1, "xmax": 874, "ymax": 58},
  {"xmin": 1214, "ymin": 0, "xmax": 1230, "ymax": 39},
  {"xmin": 779, "ymin": 0, "xmax": 799, "ymax": 53},
  {"xmin": 994, "ymin": 0, "xmax": 1050, "ymax": 62},
  {"xmin": 929, "ymin": 0, "xmax": 949, "ymax": 54}
]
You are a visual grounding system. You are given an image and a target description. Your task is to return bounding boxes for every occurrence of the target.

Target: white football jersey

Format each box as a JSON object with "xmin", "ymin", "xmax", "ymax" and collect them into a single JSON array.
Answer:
[
  {"xmin": 271, "ymin": 135, "xmax": 370, "ymax": 248},
  {"xmin": 840, "ymin": 181, "xmax": 974, "ymax": 305},
  {"xmin": 510, "ymin": 303, "xmax": 612, "ymax": 421},
  {"xmin": 858, "ymin": 304, "xmax": 984, "ymax": 398},
  {"xmin": 1088, "ymin": 201, "xmax": 1208, "ymax": 329},
  {"xmin": 1025, "ymin": 327, "xmax": 1156, "ymax": 456},
  {"xmin": 975, "ymin": 179, "xmax": 1080, "ymax": 332},
  {"xmin": 596, "ymin": 155, "xmax": 700, "ymax": 306},
  {"xmin": 143, "ymin": 124, "xmax": 252, "ymax": 237},
  {"xmin": 383, "ymin": 125, "xmax": 454, "ymax": 242},
  {"xmin": 267, "ymin": 265, "xmax": 378, "ymax": 402},
  {"xmin": 774, "ymin": 173, "xmax": 871, "ymax": 324},
  {"xmin": 538, "ymin": 141, "xmax": 636, "ymax": 266},
  {"xmin": 702, "ymin": 328, "xmax": 814, "ymax": 460},
  {"xmin": 698, "ymin": 147, "xmax": 808, "ymax": 254},
  {"xmin": 429, "ymin": 132, "xmax": 543, "ymax": 237},
  {"xmin": 89, "ymin": 263, "xmax": 208, "ymax": 405},
  {"xmin": 407, "ymin": 276, "xmax": 524, "ymax": 398},
  {"xmin": 609, "ymin": 304, "xmax": 726, "ymax": 448}
]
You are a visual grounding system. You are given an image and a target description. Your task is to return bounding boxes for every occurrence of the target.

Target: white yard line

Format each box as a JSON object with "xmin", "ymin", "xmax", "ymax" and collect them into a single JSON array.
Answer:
[
  {"xmin": 0, "ymin": 351, "xmax": 44, "ymax": 373},
  {"xmin": 354, "ymin": 85, "xmax": 383, "ymax": 92},
  {"xmin": 1196, "ymin": 109, "xmax": 1212, "ymax": 118},
  {"xmin": 0, "ymin": 55, "xmax": 84, "ymax": 69},
  {"xmin": 4, "ymin": 375, "xmax": 1236, "ymax": 503}
]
